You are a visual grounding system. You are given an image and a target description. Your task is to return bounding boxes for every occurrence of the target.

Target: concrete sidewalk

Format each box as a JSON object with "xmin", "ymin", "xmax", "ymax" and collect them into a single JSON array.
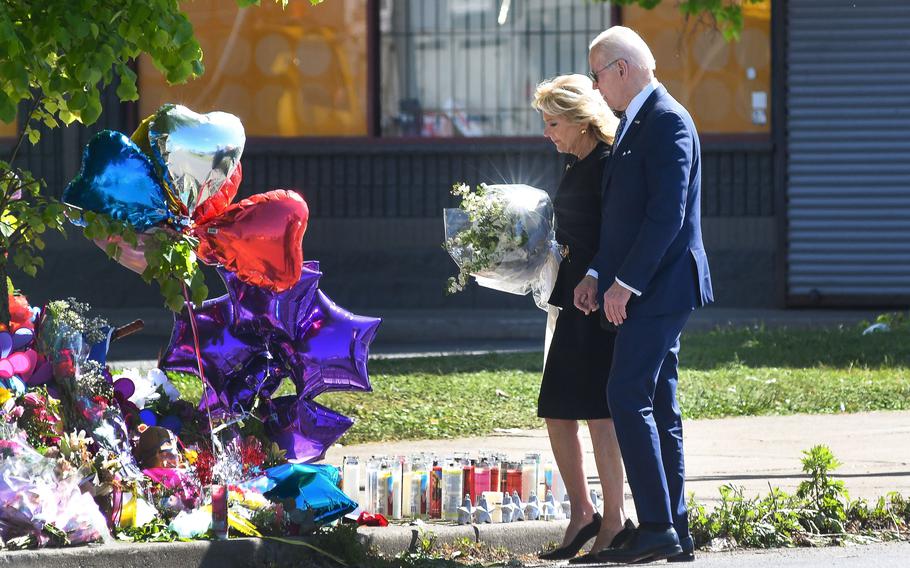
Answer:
[
  {"xmin": 326, "ymin": 410, "xmax": 910, "ymax": 530},
  {"xmin": 5, "ymin": 411, "xmax": 908, "ymax": 567}
]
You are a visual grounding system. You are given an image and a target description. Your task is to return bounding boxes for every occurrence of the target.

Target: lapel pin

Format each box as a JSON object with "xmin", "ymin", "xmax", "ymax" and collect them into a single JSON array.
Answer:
[
  {"xmin": 633, "ymin": 120, "xmax": 640, "ymax": 124},
  {"xmin": 623, "ymin": 150, "xmax": 632, "ymax": 156}
]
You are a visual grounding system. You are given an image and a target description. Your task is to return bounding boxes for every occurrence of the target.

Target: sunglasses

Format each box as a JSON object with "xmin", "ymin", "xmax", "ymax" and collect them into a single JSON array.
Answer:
[{"xmin": 588, "ymin": 58, "xmax": 623, "ymax": 83}]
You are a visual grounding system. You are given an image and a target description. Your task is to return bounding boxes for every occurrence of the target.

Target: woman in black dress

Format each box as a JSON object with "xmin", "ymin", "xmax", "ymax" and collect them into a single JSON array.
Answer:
[{"xmin": 532, "ymin": 75, "xmax": 630, "ymax": 561}]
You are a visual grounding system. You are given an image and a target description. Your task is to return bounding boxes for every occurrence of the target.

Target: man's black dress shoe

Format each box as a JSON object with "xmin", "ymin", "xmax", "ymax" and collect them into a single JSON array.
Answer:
[
  {"xmin": 593, "ymin": 527, "xmax": 682, "ymax": 564},
  {"xmin": 567, "ymin": 518, "xmax": 636, "ymax": 564},
  {"xmin": 538, "ymin": 513, "xmax": 602, "ymax": 561},
  {"xmin": 666, "ymin": 547, "xmax": 695, "ymax": 562}
]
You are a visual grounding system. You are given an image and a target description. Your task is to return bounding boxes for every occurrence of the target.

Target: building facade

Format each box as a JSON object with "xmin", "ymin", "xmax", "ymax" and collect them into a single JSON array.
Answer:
[{"xmin": 6, "ymin": 0, "xmax": 903, "ymax": 311}]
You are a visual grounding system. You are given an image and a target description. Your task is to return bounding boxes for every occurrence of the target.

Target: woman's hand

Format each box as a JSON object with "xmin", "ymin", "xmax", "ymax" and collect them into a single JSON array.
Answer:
[{"xmin": 573, "ymin": 275, "xmax": 599, "ymax": 314}]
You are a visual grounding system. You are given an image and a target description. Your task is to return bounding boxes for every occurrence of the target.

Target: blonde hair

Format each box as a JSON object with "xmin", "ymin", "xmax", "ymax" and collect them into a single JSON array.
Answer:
[
  {"xmin": 589, "ymin": 26, "xmax": 656, "ymax": 72},
  {"xmin": 531, "ymin": 74, "xmax": 618, "ymax": 145}
]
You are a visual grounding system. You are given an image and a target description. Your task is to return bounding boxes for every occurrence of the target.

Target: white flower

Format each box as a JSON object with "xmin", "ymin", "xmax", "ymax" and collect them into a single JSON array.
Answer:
[
  {"xmin": 114, "ymin": 368, "xmax": 160, "ymax": 409},
  {"xmin": 149, "ymin": 368, "xmax": 180, "ymax": 402}
]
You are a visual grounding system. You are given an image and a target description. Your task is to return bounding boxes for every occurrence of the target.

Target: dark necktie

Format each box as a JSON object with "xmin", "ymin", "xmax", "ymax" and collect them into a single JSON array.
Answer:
[{"xmin": 613, "ymin": 111, "xmax": 627, "ymax": 152}]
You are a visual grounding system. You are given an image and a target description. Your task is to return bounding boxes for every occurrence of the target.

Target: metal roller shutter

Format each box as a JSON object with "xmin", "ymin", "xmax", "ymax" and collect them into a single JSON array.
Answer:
[{"xmin": 787, "ymin": 1, "xmax": 910, "ymax": 302}]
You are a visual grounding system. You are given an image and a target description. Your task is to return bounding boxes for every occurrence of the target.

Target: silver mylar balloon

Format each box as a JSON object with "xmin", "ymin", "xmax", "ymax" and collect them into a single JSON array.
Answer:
[{"xmin": 149, "ymin": 104, "xmax": 245, "ymax": 217}]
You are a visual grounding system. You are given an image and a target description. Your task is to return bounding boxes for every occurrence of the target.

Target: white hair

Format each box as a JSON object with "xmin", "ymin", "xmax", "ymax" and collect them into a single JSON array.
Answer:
[{"xmin": 589, "ymin": 26, "xmax": 656, "ymax": 72}]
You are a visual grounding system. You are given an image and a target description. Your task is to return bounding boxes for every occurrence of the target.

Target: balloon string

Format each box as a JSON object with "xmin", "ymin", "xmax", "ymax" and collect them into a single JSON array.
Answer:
[{"xmin": 181, "ymin": 283, "xmax": 216, "ymax": 450}]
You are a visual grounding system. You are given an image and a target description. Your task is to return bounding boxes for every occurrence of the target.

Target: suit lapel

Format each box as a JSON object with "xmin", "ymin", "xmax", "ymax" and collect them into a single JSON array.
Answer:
[{"xmin": 602, "ymin": 86, "xmax": 666, "ymax": 193}]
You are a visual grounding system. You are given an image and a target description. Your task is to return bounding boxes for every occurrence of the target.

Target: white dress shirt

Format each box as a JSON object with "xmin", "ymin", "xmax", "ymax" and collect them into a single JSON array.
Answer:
[{"xmin": 586, "ymin": 79, "xmax": 661, "ymax": 296}]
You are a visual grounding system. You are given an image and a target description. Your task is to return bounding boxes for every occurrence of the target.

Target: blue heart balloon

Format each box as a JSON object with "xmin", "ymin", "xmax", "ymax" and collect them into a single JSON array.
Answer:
[{"xmin": 63, "ymin": 130, "xmax": 171, "ymax": 231}]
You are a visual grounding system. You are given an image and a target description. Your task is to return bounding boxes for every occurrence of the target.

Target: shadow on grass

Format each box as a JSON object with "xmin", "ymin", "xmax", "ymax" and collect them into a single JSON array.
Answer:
[{"xmin": 369, "ymin": 326, "xmax": 910, "ymax": 375}]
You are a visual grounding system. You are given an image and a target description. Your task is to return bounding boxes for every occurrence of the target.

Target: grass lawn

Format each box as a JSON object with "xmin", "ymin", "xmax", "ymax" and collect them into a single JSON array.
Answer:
[{"xmin": 170, "ymin": 323, "xmax": 910, "ymax": 444}]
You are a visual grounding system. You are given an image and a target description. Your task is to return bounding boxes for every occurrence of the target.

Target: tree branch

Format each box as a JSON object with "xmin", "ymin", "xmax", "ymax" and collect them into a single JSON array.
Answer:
[{"xmin": 7, "ymin": 96, "xmax": 44, "ymax": 168}]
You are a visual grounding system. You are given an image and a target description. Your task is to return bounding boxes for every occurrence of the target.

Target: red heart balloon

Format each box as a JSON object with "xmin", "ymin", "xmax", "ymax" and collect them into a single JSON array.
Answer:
[
  {"xmin": 194, "ymin": 190, "xmax": 309, "ymax": 292},
  {"xmin": 193, "ymin": 163, "xmax": 242, "ymax": 226}
]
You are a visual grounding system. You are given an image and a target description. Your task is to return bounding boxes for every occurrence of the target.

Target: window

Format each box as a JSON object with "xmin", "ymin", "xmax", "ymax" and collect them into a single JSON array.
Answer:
[
  {"xmin": 138, "ymin": 0, "xmax": 368, "ymax": 137},
  {"xmin": 624, "ymin": 1, "xmax": 771, "ymax": 134},
  {"xmin": 379, "ymin": 0, "xmax": 613, "ymax": 137}
]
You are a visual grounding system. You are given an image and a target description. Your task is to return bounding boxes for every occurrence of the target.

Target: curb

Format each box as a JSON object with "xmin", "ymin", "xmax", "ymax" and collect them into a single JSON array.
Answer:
[
  {"xmin": 0, "ymin": 521, "xmax": 567, "ymax": 567},
  {"xmin": 359, "ymin": 519, "xmax": 567, "ymax": 556}
]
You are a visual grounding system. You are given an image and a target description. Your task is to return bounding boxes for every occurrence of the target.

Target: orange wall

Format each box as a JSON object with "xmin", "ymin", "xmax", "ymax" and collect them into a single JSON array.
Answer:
[
  {"xmin": 624, "ymin": 1, "xmax": 771, "ymax": 134},
  {"xmin": 0, "ymin": 120, "xmax": 15, "ymax": 138},
  {"xmin": 139, "ymin": 0, "xmax": 368, "ymax": 137}
]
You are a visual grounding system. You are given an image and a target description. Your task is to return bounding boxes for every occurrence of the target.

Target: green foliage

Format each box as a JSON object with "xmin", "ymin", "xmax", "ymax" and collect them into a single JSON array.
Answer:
[
  {"xmin": 0, "ymin": 163, "xmax": 67, "ymax": 325},
  {"xmin": 797, "ymin": 445, "xmax": 848, "ymax": 535},
  {"xmin": 598, "ymin": 0, "xmax": 766, "ymax": 41},
  {"xmin": 173, "ymin": 324, "xmax": 910, "ymax": 445},
  {"xmin": 1, "ymin": 0, "xmax": 318, "ymax": 321},
  {"xmin": 0, "ymin": 1, "xmax": 206, "ymax": 134},
  {"xmin": 114, "ymin": 518, "xmax": 182, "ymax": 543},
  {"xmin": 690, "ymin": 446, "xmax": 910, "ymax": 550},
  {"xmin": 689, "ymin": 485, "xmax": 802, "ymax": 548},
  {"xmin": 0, "ymin": 163, "xmax": 66, "ymax": 277},
  {"xmin": 863, "ymin": 311, "xmax": 910, "ymax": 332},
  {"xmin": 78, "ymin": 211, "xmax": 207, "ymax": 312},
  {"xmin": 298, "ymin": 523, "xmax": 494, "ymax": 568},
  {"xmin": 140, "ymin": 230, "xmax": 208, "ymax": 311}
]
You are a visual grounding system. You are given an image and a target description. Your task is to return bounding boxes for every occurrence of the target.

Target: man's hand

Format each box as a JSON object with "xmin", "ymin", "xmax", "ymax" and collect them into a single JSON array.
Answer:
[
  {"xmin": 602, "ymin": 281, "xmax": 633, "ymax": 326},
  {"xmin": 573, "ymin": 275, "xmax": 599, "ymax": 314}
]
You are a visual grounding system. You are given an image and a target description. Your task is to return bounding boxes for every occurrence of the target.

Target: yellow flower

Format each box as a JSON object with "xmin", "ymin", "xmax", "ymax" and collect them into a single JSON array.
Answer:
[
  {"xmin": 0, "ymin": 388, "xmax": 12, "ymax": 405},
  {"xmin": 184, "ymin": 449, "xmax": 198, "ymax": 464}
]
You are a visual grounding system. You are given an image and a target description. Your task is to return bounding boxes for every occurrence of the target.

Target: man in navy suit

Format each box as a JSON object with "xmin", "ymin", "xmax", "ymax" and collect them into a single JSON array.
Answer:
[{"xmin": 573, "ymin": 26, "xmax": 713, "ymax": 564}]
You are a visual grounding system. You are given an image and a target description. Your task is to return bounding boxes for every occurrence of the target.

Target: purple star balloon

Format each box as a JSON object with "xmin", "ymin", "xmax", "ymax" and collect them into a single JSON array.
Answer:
[
  {"xmin": 158, "ymin": 259, "xmax": 380, "ymax": 463},
  {"xmin": 260, "ymin": 395, "xmax": 354, "ymax": 462},
  {"xmin": 275, "ymin": 290, "xmax": 381, "ymax": 399},
  {"xmin": 220, "ymin": 261, "xmax": 321, "ymax": 342},
  {"xmin": 223, "ymin": 352, "xmax": 288, "ymax": 414},
  {"xmin": 158, "ymin": 294, "xmax": 265, "ymax": 406}
]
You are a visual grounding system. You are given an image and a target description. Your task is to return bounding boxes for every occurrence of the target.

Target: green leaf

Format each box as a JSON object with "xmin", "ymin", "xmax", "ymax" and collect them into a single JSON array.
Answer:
[
  {"xmin": 0, "ymin": 90, "xmax": 16, "ymax": 123},
  {"xmin": 191, "ymin": 282, "xmax": 208, "ymax": 306},
  {"xmin": 82, "ymin": 92, "xmax": 103, "ymax": 124},
  {"xmin": 27, "ymin": 128, "xmax": 40, "ymax": 145},
  {"xmin": 70, "ymin": 90, "xmax": 87, "ymax": 111}
]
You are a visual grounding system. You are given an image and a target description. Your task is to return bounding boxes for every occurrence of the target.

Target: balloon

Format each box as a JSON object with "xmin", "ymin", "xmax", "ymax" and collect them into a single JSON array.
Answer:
[
  {"xmin": 24, "ymin": 355, "xmax": 52, "ymax": 387},
  {"xmin": 219, "ymin": 261, "xmax": 321, "ymax": 343},
  {"xmin": 148, "ymin": 104, "xmax": 245, "ymax": 217},
  {"xmin": 0, "ymin": 350, "xmax": 36, "ymax": 381},
  {"xmin": 0, "ymin": 329, "xmax": 37, "ymax": 383},
  {"xmin": 130, "ymin": 113, "xmax": 155, "ymax": 159},
  {"xmin": 194, "ymin": 190, "xmax": 309, "ymax": 292},
  {"xmin": 244, "ymin": 463, "xmax": 356, "ymax": 525},
  {"xmin": 91, "ymin": 232, "xmax": 158, "ymax": 275},
  {"xmin": 139, "ymin": 409, "xmax": 158, "ymax": 426},
  {"xmin": 63, "ymin": 130, "xmax": 171, "ymax": 231},
  {"xmin": 193, "ymin": 162, "xmax": 242, "ymax": 226},
  {"xmin": 260, "ymin": 396, "xmax": 353, "ymax": 463},
  {"xmin": 158, "ymin": 295, "xmax": 265, "ymax": 406},
  {"xmin": 275, "ymin": 290, "xmax": 381, "ymax": 399},
  {"xmin": 113, "ymin": 377, "xmax": 136, "ymax": 400},
  {"xmin": 11, "ymin": 328, "xmax": 33, "ymax": 351},
  {"xmin": 217, "ymin": 352, "xmax": 287, "ymax": 415},
  {"xmin": 159, "ymin": 415, "xmax": 183, "ymax": 436}
]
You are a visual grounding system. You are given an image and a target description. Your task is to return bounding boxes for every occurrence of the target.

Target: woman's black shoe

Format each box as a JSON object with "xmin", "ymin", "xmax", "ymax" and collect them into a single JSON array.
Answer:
[
  {"xmin": 538, "ymin": 513, "xmax": 602, "ymax": 561},
  {"xmin": 567, "ymin": 518, "xmax": 636, "ymax": 564}
]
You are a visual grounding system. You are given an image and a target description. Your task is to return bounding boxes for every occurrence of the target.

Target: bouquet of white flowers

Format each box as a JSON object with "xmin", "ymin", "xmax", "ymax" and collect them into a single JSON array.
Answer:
[{"xmin": 444, "ymin": 183, "xmax": 562, "ymax": 310}]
